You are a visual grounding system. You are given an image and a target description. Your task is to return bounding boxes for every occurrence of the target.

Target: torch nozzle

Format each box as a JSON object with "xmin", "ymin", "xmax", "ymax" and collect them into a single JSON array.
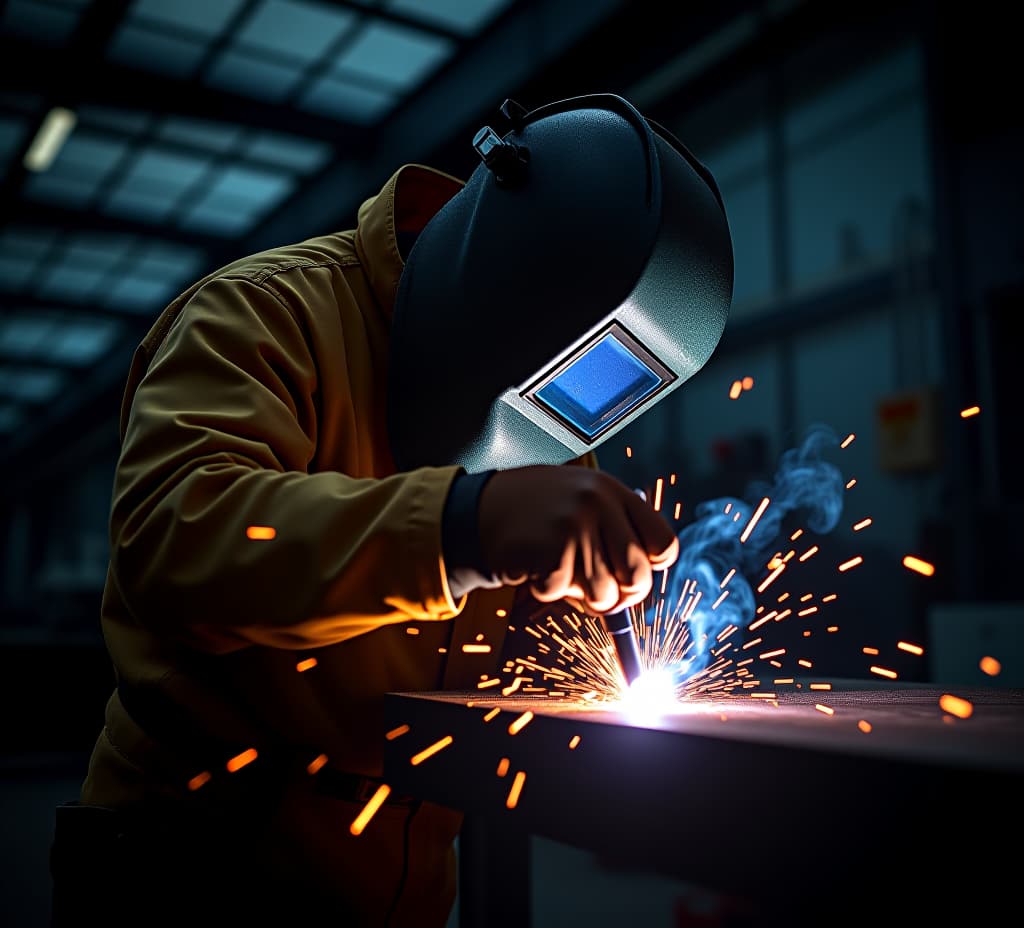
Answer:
[{"xmin": 602, "ymin": 608, "xmax": 642, "ymax": 686}]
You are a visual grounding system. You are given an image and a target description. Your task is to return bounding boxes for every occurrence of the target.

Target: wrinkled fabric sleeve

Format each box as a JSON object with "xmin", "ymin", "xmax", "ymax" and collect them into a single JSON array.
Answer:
[{"xmin": 110, "ymin": 274, "xmax": 465, "ymax": 653}]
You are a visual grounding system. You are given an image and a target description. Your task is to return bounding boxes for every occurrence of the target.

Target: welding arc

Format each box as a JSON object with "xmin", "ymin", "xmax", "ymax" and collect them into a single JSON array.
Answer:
[{"xmin": 602, "ymin": 608, "xmax": 642, "ymax": 685}]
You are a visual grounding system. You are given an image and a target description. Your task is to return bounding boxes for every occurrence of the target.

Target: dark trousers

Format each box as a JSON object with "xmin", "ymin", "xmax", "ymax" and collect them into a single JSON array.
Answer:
[{"xmin": 49, "ymin": 800, "xmax": 350, "ymax": 927}]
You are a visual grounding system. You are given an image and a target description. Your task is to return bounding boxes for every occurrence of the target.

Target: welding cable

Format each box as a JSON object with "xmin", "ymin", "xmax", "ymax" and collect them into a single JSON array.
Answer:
[{"xmin": 383, "ymin": 798, "xmax": 422, "ymax": 927}]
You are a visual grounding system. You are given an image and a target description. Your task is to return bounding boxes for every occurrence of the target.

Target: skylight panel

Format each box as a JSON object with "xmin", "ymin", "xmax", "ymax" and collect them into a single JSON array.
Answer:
[
  {"xmin": 299, "ymin": 76, "xmax": 396, "ymax": 124},
  {"xmin": 0, "ymin": 366, "xmax": 65, "ymax": 403},
  {"xmin": 385, "ymin": 0, "xmax": 513, "ymax": 36},
  {"xmin": 108, "ymin": 25, "xmax": 208, "ymax": 79},
  {"xmin": 0, "ymin": 315, "xmax": 55, "ymax": 356},
  {"xmin": 204, "ymin": 50, "xmax": 306, "ymax": 103},
  {"xmin": 36, "ymin": 263, "xmax": 108, "ymax": 302},
  {"xmin": 0, "ymin": 405, "xmax": 21, "ymax": 433},
  {"xmin": 50, "ymin": 318, "xmax": 122, "ymax": 365},
  {"xmin": 115, "ymin": 147, "xmax": 214, "ymax": 198},
  {"xmin": 194, "ymin": 164, "xmax": 295, "ymax": 214},
  {"xmin": 104, "ymin": 275, "xmax": 177, "ymax": 313},
  {"xmin": 235, "ymin": 0, "xmax": 358, "ymax": 62},
  {"xmin": 248, "ymin": 131, "xmax": 331, "ymax": 173},
  {"xmin": 0, "ymin": 117, "xmax": 29, "ymax": 167},
  {"xmin": 157, "ymin": 117, "xmax": 243, "ymax": 154},
  {"xmin": 76, "ymin": 105, "xmax": 152, "ymax": 136},
  {"xmin": 45, "ymin": 130, "xmax": 130, "ymax": 183},
  {"xmin": 1, "ymin": 0, "xmax": 84, "ymax": 45},
  {"xmin": 23, "ymin": 170, "xmax": 100, "ymax": 208},
  {"xmin": 63, "ymin": 237, "xmax": 136, "ymax": 274},
  {"xmin": 333, "ymin": 21, "xmax": 455, "ymax": 92},
  {"xmin": 180, "ymin": 203, "xmax": 261, "ymax": 235},
  {"xmin": 102, "ymin": 187, "xmax": 178, "ymax": 224},
  {"xmin": 129, "ymin": 0, "xmax": 247, "ymax": 37},
  {"xmin": 133, "ymin": 243, "xmax": 204, "ymax": 283}
]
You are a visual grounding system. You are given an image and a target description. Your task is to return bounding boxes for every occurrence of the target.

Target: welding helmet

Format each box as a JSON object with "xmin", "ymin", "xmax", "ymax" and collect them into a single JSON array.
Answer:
[{"xmin": 388, "ymin": 93, "xmax": 733, "ymax": 473}]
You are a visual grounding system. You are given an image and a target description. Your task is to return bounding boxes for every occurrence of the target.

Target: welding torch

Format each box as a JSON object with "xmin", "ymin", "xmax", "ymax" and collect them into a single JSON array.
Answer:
[{"xmin": 602, "ymin": 607, "xmax": 643, "ymax": 686}]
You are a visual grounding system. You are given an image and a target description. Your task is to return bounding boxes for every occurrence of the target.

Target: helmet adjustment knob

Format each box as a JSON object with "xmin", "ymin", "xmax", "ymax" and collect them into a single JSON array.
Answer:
[{"xmin": 472, "ymin": 125, "xmax": 530, "ymax": 187}]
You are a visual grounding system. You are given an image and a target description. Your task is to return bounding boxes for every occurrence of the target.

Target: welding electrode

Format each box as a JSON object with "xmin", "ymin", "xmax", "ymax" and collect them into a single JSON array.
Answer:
[{"xmin": 603, "ymin": 608, "xmax": 642, "ymax": 685}]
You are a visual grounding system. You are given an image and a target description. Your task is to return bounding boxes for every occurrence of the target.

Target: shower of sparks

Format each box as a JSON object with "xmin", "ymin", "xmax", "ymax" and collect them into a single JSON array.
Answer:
[
  {"xmin": 939, "ymin": 694, "xmax": 973, "ymax": 719},
  {"xmin": 902, "ymin": 555, "xmax": 935, "ymax": 576},
  {"xmin": 506, "ymin": 771, "xmax": 527, "ymax": 809},
  {"xmin": 296, "ymin": 657, "xmax": 317, "ymax": 672},
  {"xmin": 307, "ymin": 753, "xmax": 328, "ymax": 774},
  {"xmin": 960, "ymin": 405, "xmax": 981, "ymax": 418},
  {"xmin": 245, "ymin": 525, "xmax": 276, "ymax": 540},
  {"xmin": 410, "ymin": 735, "xmax": 453, "ymax": 765},
  {"xmin": 980, "ymin": 656, "xmax": 1001, "ymax": 676},
  {"xmin": 226, "ymin": 748, "xmax": 258, "ymax": 772},
  {"xmin": 349, "ymin": 784, "xmax": 392, "ymax": 835}
]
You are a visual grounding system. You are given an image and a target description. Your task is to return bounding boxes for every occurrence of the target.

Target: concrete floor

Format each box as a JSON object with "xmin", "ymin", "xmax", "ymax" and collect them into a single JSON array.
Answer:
[{"xmin": 1, "ymin": 753, "xmax": 708, "ymax": 928}]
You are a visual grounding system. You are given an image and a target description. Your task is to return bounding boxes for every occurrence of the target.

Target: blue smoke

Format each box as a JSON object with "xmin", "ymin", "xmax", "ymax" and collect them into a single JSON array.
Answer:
[{"xmin": 660, "ymin": 423, "xmax": 845, "ymax": 675}]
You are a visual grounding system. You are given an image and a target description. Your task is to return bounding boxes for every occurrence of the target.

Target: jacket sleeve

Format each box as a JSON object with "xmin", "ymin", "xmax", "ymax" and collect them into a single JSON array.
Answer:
[{"xmin": 109, "ymin": 274, "xmax": 465, "ymax": 654}]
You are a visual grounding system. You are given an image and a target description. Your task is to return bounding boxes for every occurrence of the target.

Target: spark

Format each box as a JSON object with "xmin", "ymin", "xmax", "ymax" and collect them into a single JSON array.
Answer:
[
  {"xmin": 188, "ymin": 771, "xmax": 211, "ymax": 791},
  {"xmin": 742, "ymin": 376, "xmax": 754, "ymax": 390},
  {"xmin": 307, "ymin": 754, "xmax": 328, "ymax": 774},
  {"xmin": 477, "ymin": 677, "xmax": 501, "ymax": 689},
  {"xmin": 349, "ymin": 784, "xmax": 392, "ymax": 835},
  {"xmin": 720, "ymin": 568, "xmax": 737, "ymax": 589},
  {"xmin": 858, "ymin": 720, "xmax": 872, "ymax": 733},
  {"xmin": 653, "ymin": 477, "xmax": 664, "ymax": 511},
  {"xmin": 790, "ymin": 529, "xmax": 804, "ymax": 541},
  {"xmin": 740, "ymin": 497, "xmax": 771, "ymax": 543},
  {"xmin": 838, "ymin": 556, "xmax": 863, "ymax": 572},
  {"xmin": 846, "ymin": 478, "xmax": 857, "ymax": 489},
  {"xmin": 496, "ymin": 758, "xmax": 510, "ymax": 777},
  {"xmin": 729, "ymin": 380, "xmax": 742, "ymax": 399},
  {"xmin": 296, "ymin": 657, "xmax": 317, "ymax": 672},
  {"xmin": 980, "ymin": 656, "xmax": 1001, "ymax": 676},
  {"xmin": 897, "ymin": 641, "xmax": 924, "ymax": 656},
  {"xmin": 673, "ymin": 502, "xmax": 682, "ymax": 519},
  {"xmin": 462, "ymin": 643, "xmax": 492, "ymax": 653},
  {"xmin": 406, "ymin": 627, "xmax": 420, "ymax": 635},
  {"xmin": 759, "ymin": 648, "xmax": 785, "ymax": 659},
  {"xmin": 841, "ymin": 433, "xmax": 855, "ymax": 448},
  {"xmin": 822, "ymin": 594, "xmax": 837, "ymax": 603},
  {"xmin": 798, "ymin": 606, "xmax": 818, "ymax": 617},
  {"xmin": 226, "ymin": 748, "xmax": 258, "ymax": 772},
  {"xmin": 483, "ymin": 707, "xmax": 501, "ymax": 722},
  {"xmin": 245, "ymin": 525, "xmax": 276, "ymax": 540},
  {"xmin": 960, "ymin": 405, "xmax": 981, "ymax": 418},
  {"xmin": 757, "ymin": 562, "xmax": 786, "ymax": 592},
  {"xmin": 852, "ymin": 518, "xmax": 872, "ymax": 531},
  {"xmin": 711, "ymin": 589, "xmax": 730, "ymax": 610},
  {"xmin": 506, "ymin": 771, "xmax": 527, "ymax": 809},
  {"xmin": 410, "ymin": 736, "xmax": 453, "ymax": 765},
  {"xmin": 863, "ymin": 647, "xmax": 879, "ymax": 655},
  {"xmin": 508, "ymin": 711, "xmax": 534, "ymax": 735},
  {"xmin": 870, "ymin": 666, "xmax": 898, "ymax": 680},
  {"xmin": 815, "ymin": 704, "xmax": 835, "ymax": 715},
  {"xmin": 810, "ymin": 682, "xmax": 832, "ymax": 690},
  {"xmin": 798, "ymin": 659, "xmax": 812, "ymax": 668},
  {"xmin": 903, "ymin": 555, "xmax": 935, "ymax": 576},
  {"xmin": 939, "ymin": 694, "xmax": 973, "ymax": 719},
  {"xmin": 385, "ymin": 724, "xmax": 410, "ymax": 741},
  {"xmin": 568, "ymin": 735, "xmax": 581, "ymax": 750}
]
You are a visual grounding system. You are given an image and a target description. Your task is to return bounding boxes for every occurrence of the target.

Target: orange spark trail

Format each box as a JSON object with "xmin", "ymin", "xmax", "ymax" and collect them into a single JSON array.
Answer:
[
  {"xmin": 742, "ymin": 376, "xmax": 754, "ymax": 390},
  {"xmin": 940, "ymin": 694, "xmax": 973, "ymax": 718},
  {"xmin": 350, "ymin": 784, "xmax": 392, "ymax": 835},
  {"xmin": 729, "ymin": 380, "xmax": 742, "ymax": 399},
  {"xmin": 757, "ymin": 562, "xmax": 786, "ymax": 593},
  {"xmin": 903, "ymin": 555, "xmax": 935, "ymax": 576},
  {"xmin": 841, "ymin": 433, "xmax": 855, "ymax": 448},
  {"xmin": 245, "ymin": 525, "xmax": 276, "ymax": 540},
  {"xmin": 307, "ymin": 754, "xmax": 328, "ymax": 774},
  {"xmin": 980, "ymin": 656, "xmax": 1001, "ymax": 676},
  {"xmin": 462, "ymin": 643, "xmax": 492, "ymax": 653},
  {"xmin": 496, "ymin": 757, "xmax": 510, "ymax": 777},
  {"xmin": 508, "ymin": 711, "xmax": 534, "ymax": 735},
  {"xmin": 960, "ymin": 405, "xmax": 981, "ymax": 418},
  {"xmin": 815, "ymin": 704, "xmax": 835, "ymax": 715},
  {"xmin": 846, "ymin": 478, "xmax": 857, "ymax": 489},
  {"xmin": 653, "ymin": 477, "xmax": 664, "ymax": 511},
  {"xmin": 385, "ymin": 724, "xmax": 410, "ymax": 741},
  {"xmin": 410, "ymin": 736, "xmax": 453, "ymax": 765},
  {"xmin": 870, "ymin": 666, "xmax": 898, "ymax": 680},
  {"xmin": 897, "ymin": 641, "xmax": 924, "ymax": 656},
  {"xmin": 740, "ymin": 497, "xmax": 770, "ymax": 544},
  {"xmin": 226, "ymin": 748, "xmax": 258, "ymax": 772},
  {"xmin": 296, "ymin": 657, "xmax": 317, "ymax": 672},
  {"xmin": 857, "ymin": 720, "xmax": 872, "ymax": 733},
  {"xmin": 188, "ymin": 771, "xmax": 211, "ymax": 791},
  {"xmin": 568, "ymin": 735, "xmax": 581, "ymax": 750},
  {"xmin": 483, "ymin": 707, "xmax": 501, "ymax": 722},
  {"xmin": 838, "ymin": 556, "xmax": 863, "ymax": 572},
  {"xmin": 853, "ymin": 518, "xmax": 872, "ymax": 531},
  {"xmin": 506, "ymin": 771, "xmax": 527, "ymax": 809},
  {"xmin": 720, "ymin": 568, "xmax": 737, "ymax": 588}
]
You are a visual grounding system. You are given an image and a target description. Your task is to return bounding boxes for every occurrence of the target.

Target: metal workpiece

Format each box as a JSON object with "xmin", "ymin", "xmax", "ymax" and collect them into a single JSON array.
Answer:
[{"xmin": 383, "ymin": 683, "xmax": 1024, "ymax": 923}]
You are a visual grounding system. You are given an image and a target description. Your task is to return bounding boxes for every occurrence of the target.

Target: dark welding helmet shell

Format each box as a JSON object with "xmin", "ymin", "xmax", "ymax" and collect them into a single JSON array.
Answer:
[{"xmin": 388, "ymin": 93, "xmax": 733, "ymax": 472}]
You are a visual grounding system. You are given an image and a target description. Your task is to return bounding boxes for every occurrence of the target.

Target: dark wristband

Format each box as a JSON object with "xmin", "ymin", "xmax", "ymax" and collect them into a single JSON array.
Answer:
[{"xmin": 441, "ymin": 469, "xmax": 496, "ymax": 576}]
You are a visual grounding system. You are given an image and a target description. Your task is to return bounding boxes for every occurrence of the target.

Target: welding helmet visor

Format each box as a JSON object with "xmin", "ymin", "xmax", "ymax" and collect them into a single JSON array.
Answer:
[{"xmin": 388, "ymin": 93, "xmax": 733, "ymax": 473}]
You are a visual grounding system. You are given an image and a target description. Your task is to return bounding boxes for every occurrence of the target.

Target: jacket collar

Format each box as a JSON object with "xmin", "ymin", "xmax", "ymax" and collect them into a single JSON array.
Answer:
[{"xmin": 355, "ymin": 163, "xmax": 464, "ymax": 320}]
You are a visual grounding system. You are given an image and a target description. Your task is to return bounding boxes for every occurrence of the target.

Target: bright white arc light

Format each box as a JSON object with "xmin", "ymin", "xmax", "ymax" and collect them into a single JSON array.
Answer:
[
  {"xmin": 620, "ymin": 668, "xmax": 678, "ymax": 719},
  {"xmin": 24, "ymin": 107, "xmax": 77, "ymax": 172}
]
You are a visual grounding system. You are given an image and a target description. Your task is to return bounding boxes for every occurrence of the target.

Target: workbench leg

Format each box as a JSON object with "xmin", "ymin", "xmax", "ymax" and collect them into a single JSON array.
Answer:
[{"xmin": 457, "ymin": 815, "xmax": 531, "ymax": 928}]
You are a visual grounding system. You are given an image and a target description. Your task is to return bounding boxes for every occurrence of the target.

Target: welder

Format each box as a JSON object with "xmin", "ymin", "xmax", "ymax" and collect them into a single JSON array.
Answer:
[{"xmin": 49, "ymin": 93, "xmax": 731, "ymax": 927}]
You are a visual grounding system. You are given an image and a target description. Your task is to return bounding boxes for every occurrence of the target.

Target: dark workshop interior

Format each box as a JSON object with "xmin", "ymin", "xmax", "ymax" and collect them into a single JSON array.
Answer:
[{"xmin": 1, "ymin": 1, "xmax": 1022, "ymax": 926}]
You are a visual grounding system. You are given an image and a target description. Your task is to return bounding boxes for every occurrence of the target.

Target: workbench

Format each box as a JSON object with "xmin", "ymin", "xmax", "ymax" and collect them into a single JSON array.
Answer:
[{"xmin": 383, "ymin": 680, "xmax": 1024, "ymax": 927}]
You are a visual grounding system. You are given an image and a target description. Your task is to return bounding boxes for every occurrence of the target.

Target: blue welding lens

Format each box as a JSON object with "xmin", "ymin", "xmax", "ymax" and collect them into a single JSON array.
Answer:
[{"xmin": 531, "ymin": 327, "xmax": 668, "ymax": 441}]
